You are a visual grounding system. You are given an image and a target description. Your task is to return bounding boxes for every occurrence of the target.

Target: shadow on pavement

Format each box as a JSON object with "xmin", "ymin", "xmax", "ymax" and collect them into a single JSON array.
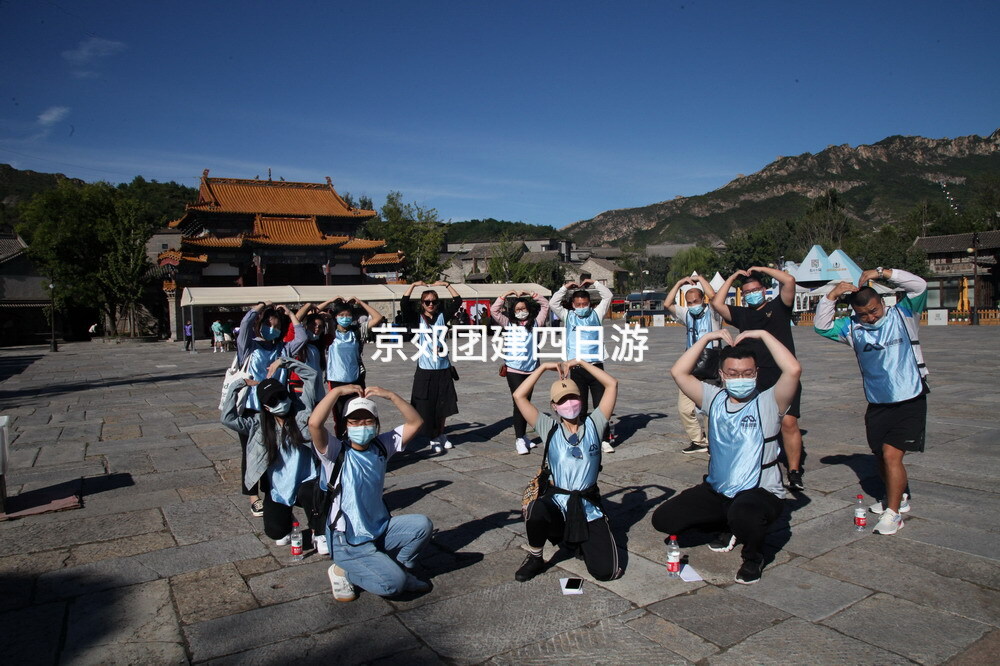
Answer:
[
  {"xmin": 613, "ymin": 412, "xmax": 668, "ymax": 445},
  {"xmin": 0, "ymin": 354, "xmax": 44, "ymax": 383},
  {"xmin": 820, "ymin": 453, "xmax": 883, "ymax": 498},
  {"xmin": 0, "ymin": 367, "xmax": 225, "ymax": 403}
]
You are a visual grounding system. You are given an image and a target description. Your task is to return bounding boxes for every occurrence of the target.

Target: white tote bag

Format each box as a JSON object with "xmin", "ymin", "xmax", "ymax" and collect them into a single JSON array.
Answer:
[{"xmin": 219, "ymin": 354, "xmax": 252, "ymax": 411}]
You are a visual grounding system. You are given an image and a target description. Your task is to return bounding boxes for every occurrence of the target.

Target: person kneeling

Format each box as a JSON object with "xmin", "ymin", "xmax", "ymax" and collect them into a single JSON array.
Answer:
[
  {"xmin": 512, "ymin": 360, "xmax": 623, "ymax": 583},
  {"xmin": 651, "ymin": 329, "xmax": 800, "ymax": 585},
  {"xmin": 308, "ymin": 384, "xmax": 430, "ymax": 602}
]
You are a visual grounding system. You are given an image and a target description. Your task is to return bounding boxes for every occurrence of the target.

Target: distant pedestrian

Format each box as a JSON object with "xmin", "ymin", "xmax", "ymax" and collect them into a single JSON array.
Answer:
[
  {"xmin": 712, "ymin": 266, "xmax": 805, "ymax": 490},
  {"xmin": 308, "ymin": 384, "xmax": 431, "ymax": 602},
  {"xmin": 664, "ymin": 275, "xmax": 723, "ymax": 454},
  {"xmin": 400, "ymin": 280, "xmax": 461, "ymax": 453},
  {"xmin": 549, "ymin": 279, "xmax": 616, "ymax": 453},
  {"xmin": 490, "ymin": 290, "xmax": 550, "ymax": 454},
  {"xmin": 814, "ymin": 267, "xmax": 929, "ymax": 535},
  {"xmin": 211, "ymin": 318, "xmax": 225, "ymax": 353},
  {"xmin": 183, "ymin": 320, "xmax": 193, "ymax": 351}
]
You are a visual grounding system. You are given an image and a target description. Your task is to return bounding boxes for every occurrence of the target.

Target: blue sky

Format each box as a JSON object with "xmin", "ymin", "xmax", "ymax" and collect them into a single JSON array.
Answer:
[{"xmin": 2, "ymin": 1, "xmax": 998, "ymax": 228}]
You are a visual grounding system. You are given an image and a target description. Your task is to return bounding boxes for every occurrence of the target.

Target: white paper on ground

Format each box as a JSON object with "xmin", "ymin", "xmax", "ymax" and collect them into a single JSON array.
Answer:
[
  {"xmin": 679, "ymin": 564, "xmax": 703, "ymax": 582},
  {"xmin": 560, "ymin": 577, "xmax": 584, "ymax": 595}
]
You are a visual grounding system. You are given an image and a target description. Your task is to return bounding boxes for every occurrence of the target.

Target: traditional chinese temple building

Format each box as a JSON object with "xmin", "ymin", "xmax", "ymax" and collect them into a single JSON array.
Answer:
[{"xmin": 152, "ymin": 170, "xmax": 403, "ymax": 339}]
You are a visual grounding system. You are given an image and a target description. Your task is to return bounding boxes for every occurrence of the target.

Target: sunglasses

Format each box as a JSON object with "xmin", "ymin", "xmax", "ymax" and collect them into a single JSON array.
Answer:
[
  {"xmin": 422, "ymin": 299, "xmax": 439, "ymax": 305},
  {"xmin": 567, "ymin": 432, "xmax": 583, "ymax": 459}
]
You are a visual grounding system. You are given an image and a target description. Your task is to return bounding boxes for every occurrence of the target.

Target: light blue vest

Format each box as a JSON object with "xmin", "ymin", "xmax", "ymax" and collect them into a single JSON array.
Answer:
[
  {"xmin": 326, "ymin": 329, "xmax": 361, "ymax": 383},
  {"xmin": 686, "ymin": 310, "xmax": 715, "ymax": 349},
  {"xmin": 706, "ymin": 391, "xmax": 779, "ymax": 498},
  {"xmin": 547, "ymin": 416, "xmax": 603, "ymax": 520},
  {"xmin": 566, "ymin": 309, "xmax": 602, "ymax": 361},
  {"xmin": 245, "ymin": 344, "xmax": 287, "ymax": 412},
  {"xmin": 267, "ymin": 438, "xmax": 318, "ymax": 506},
  {"xmin": 849, "ymin": 308, "xmax": 923, "ymax": 404},
  {"xmin": 415, "ymin": 312, "xmax": 450, "ymax": 370},
  {"xmin": 339, "ymin": 440, "xmax": 391, "ymax": 545},
  {"xmin": 505, "ymin": 322, "xmax": 538, "ymax": 373}
]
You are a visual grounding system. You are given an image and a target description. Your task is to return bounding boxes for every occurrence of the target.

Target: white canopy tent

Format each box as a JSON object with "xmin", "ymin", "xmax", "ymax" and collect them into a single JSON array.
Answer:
[{"xmin": 180, "ymin": 283, "xmax": 551, "ymax": 308}]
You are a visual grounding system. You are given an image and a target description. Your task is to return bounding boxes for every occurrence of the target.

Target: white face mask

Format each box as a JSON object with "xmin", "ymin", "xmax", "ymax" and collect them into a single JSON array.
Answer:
[{"xmin": 514, "ymin": 310, "xmax": 530, "ymax": 320}]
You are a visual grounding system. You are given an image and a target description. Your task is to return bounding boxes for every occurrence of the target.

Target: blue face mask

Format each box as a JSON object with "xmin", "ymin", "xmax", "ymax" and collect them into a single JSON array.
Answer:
[
  {"xmin": 744, "ymin": 291, "xmax": 765, "ymax": 307},
  {"xmin": 264, "ymin": 397, "xmax": 292, "ymax": 415},
  {"xmin": 347, "ymin": 425, "xmax": 377, "ymax": 447},
  {"xmin": 723, "ymin": 377, "xmax": 757, "ymax": 399},
  {"xmin": 688, "ymin": 304, "xmax": 706, "ymax": 316},
  {"xmin": 337, "ymin": 316, "xmax": 353, "ymax": 328},
  {"xmin": 261, "ymin": 326, "xmax": 282, "ymax": 341},
  {"xmin": 574, "ymin": 306, "xmax": 592, "ymax": 318},
  {"xmin": 860, "ymin": 313, "xmax": 888, "ymax": 330}
]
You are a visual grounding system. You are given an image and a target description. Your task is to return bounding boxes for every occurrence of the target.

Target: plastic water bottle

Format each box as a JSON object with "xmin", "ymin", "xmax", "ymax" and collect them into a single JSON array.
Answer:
[
  {"xmin": 608, "ymin": 419, "xmax": 616, "ymax": 444},
  {"xmin": 290, "ymin": 521, "xmax": 304, "ymax": 560},
  {"xmin": 666, "ymin": 535, "xmax": 681, "ymax": 578},
  {"xmin": 854, "ymin": 495, "xmax": 867, "ymax": 532}
]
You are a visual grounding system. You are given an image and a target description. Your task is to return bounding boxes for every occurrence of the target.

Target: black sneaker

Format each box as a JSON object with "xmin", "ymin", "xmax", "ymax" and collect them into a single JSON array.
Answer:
[
  {"xmin": 708, "ymin": 533, "xmax": 737, "ymax": 552},
  {"xmin": 786, "ymin": 469, "xmax": 804, "ymax": 491},
  {"xmin": 682, "ymin": 442, "xmax": 709, "ymax": 454},
  {"xmin": 515, "ymin": 553, "xmax": 546, "ymax": 582},
  {"xmin": 735, "ymin": 559, "xmax": 763, "ymax": 585}
]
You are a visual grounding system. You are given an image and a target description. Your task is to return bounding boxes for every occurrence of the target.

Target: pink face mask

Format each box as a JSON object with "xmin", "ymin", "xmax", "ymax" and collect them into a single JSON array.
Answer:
[{"xmin": 554, "ymin": 398, "xmax": 582, "ymax": 420}]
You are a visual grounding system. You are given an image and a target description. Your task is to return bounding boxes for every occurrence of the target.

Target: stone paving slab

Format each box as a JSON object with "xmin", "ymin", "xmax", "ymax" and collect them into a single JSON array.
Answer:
[
  {"xmin": 0, "ymin": 328, "xmax": 997, "ymax": 663},
  {"xmin": 823, "ymin": 593, "xmax": 990, "ymax": 665}
]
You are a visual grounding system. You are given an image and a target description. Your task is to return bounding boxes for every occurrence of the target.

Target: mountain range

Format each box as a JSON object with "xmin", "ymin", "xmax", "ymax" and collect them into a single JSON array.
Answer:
[{"xmin": 565, "ymin": 129, "xmax": 1000, "ymax": 247}]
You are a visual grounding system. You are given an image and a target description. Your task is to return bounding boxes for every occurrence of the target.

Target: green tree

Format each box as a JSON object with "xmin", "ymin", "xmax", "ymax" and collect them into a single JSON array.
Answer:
[
  {"xmin": 486, "ymin": 233, "xmax": 525, "ymax": 283},
  {"xmin": 792, "ymin": 189, "xmax": 854, "ymax": 254},
  {"xmin": 364, "ymin": 191, "xmax": 445, "ymax": 282},
  {"xmin": 667, "ymin": 246, "xmax": 720, "ymax": 284},
  {"xmin": 100, "ymin": 198, "xmax": 157, "ymax": 336}
]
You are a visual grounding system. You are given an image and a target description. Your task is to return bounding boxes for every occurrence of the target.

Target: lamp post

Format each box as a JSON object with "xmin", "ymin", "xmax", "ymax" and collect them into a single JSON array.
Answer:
[
  {"xmin": 48, "ymin": 281, "xmax": 58, "ymax": 352},
  {"xmin": 967, "ymin": 232, "xmax": 979, "ymax": 326}
]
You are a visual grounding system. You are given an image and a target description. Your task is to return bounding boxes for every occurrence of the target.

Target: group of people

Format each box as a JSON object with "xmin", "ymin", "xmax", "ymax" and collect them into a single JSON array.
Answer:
[{"xmin": 219, "ymin": 264, "xmax": 930, "ymax": 600}]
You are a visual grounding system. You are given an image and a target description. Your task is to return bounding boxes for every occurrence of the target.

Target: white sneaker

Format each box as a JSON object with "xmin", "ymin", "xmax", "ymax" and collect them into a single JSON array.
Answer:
[
  {"xmin": 515, "ymin": 438, "xmax": 530, "ymax": 455},
  {"xmin": 328, "ymin": 564, "xmax": 357, "ymax": 602},
  {"xmin": 443, "ymin": 439, "xmax": 453, "ymax": 449},
  {"xmin": 432, "ymin": 444, "xmax": 443, "ymax": 454},
  {"xmin": 527, "ymin": 439, "xmax": 538, "ymax": 449},
  {"xmin": 601, "ymin": 440, "xmax": 615, "ymax": 454},
  {"xmin": 274, "ymin": 534, "xmax": 291, "ymax": 546},
  {"xmin": 314, "ymin": 534, "xmax": 329, "ymax": 556},
  {"xmin": 873, "ymin": 508, "xmax": 904, "ymax": 535},
  {"xmin": 870, "ymin": 493, "xmax": 910, "ymax": 515}
]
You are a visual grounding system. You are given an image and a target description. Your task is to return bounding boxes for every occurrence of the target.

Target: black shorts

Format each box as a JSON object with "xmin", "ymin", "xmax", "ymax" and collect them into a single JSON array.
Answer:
[
  {"xmin": 865, "ymin": 394, "xmax": 926, "ymax": 454},
  {"xmin": 756, "ymin": 367, "xmax": 802, "ymax": 419}
]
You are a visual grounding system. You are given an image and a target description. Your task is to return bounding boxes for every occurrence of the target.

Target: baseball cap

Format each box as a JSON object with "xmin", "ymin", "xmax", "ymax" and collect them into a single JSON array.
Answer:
[
  {"xmin": 256, "ymin": 378, "xmax": 288, "ymax": 407},
  {"xmin": 344, "ymin": 396, "xmax": 378, "ymax": 419},
  {"xmin": 550, "ymin": 378, "xmax": 581, "ymax": 403}
]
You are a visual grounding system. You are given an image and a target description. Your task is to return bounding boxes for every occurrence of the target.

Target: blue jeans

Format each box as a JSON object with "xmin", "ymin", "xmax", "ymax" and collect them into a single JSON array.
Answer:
[{"xmin": 328, "ymin": 514, "xmax": 433, "ymax": 597}]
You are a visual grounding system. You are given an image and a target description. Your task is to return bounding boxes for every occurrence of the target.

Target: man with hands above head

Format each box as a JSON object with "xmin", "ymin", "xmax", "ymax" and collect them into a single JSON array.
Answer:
[
  {"xmin": 400, "ymin": 280, "xmax": 462, "ymax": 453},
  {"xmin": 712, "ymin": 265, "xmax": 805, "ymax": 490},
  {"xmin": 512, "ymin": 358, "xmax": 622, "ymax": 584},
  {"xmin": 814, "ymin": 267, "xmax": 929, "ymax": 536},
  {"xmin": 665, "ymin": 274, "xmax": 723, "ymax": 454},
  {"xmin": 308, "ymin": 383, "xmax": 430, "ymax": 602},
  {"xmin": 651, "ymin": 327, "xmax": 800, "ymax": 585},
  {"xmin": 550, "ymin": 277, "xmax": 616, "ymax": 454}
]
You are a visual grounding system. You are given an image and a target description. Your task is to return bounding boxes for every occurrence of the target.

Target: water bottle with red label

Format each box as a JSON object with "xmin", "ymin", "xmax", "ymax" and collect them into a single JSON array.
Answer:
[
  {"xmin": 666, "ymin": 534, "xmax": 681, "ymax": 578},
  {"xmin": 854, "ymin": 495, "xmax": 867, "ymax": 532}
]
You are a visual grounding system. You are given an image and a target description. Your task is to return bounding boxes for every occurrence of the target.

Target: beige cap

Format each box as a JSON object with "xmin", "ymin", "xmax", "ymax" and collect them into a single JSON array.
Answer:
[{"xmin": 550, "ymin": 378, "xmax": 581, "ymax": 403}]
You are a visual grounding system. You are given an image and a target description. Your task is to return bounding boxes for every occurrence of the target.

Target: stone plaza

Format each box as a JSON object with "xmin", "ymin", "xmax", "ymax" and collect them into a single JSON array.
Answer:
[{"xmin": 0, "ymin": 325, "xmax": 998, "ymax": 664}]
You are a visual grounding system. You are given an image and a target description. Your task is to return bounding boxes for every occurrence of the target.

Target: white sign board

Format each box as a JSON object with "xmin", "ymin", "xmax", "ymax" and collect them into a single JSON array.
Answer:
[{"xmin": 928, "ymin": 309, "xmax": 948, "ymax": 326}]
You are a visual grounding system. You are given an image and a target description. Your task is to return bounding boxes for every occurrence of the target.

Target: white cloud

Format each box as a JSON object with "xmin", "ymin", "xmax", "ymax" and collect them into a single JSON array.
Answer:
[
  {"xmin": 62, "ymin": 37, "xmax": 126, "ymax": 66},
  {"xmin": 37, "ymin": 106, "xmax": 70, "ymax": 127}
]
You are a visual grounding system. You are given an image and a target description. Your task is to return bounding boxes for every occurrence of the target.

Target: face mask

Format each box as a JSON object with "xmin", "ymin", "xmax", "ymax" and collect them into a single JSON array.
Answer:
[
  {"xmin": 860, "ymin": 313, "xmax": 888, "ymax": 330},
  {"xmin": 744, "ymin": 291, "xmax": 764, "ymax": 307},
  {"xmin": 347, "ymin": 425, "xmax": 377, "ymax": 447},
  {"xmin": 723, "ymin": 378, "xmax": 757, "ymax": 399},
  {"xmin": 261, "ymin": 326, "xmax": 282, "ymax": 341},
  {"xmin": 514, "ymin": 310, "xmax": 530, "ymax": 321},
  {"xmin": 574, "ymin": 306, "xmax": 591, "ymax": 318},
  {"xmin": 265, "ymin": 397, "xmax": 292, "ymax": 415},
  {"xmin": 307, "ymin": 332, "xmax": 320, "ymax": 341},
  {"xmin": 688, "ymin": 304, "xmax": 705, "ymax": 316},
  {"xmin": 553, "ymin": 398, "xmax": 582, "ymax": 420},
  {"xmin": 337, "ymin": 316, "xmax": 353, "ymax": 328}
]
